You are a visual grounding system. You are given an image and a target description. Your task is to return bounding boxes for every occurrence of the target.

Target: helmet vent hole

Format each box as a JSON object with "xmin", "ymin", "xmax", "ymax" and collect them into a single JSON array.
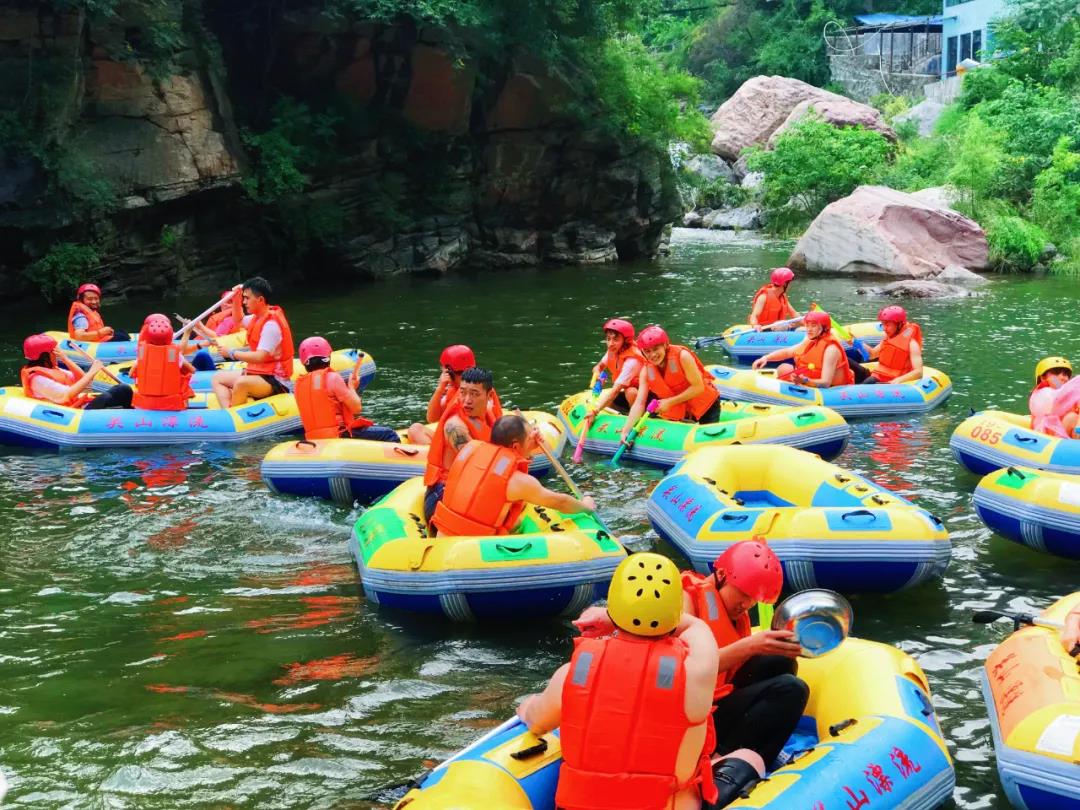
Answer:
[
  {"xmin": 636, "ymin": 588, "xmax": 643, "ymax": 597},
  {"xmin": 653, "ymin": 590, "xmax": 660, "ymax": 599},
  {"xmin": 633, "ymin": 619, "xmax": 641, "ymax": 626},
  {"xmin": 646, "ymin": 575, "xmax": 653, "ymax": 581},
  {"xmin": 650, "ymin": 620, "xmax": 659, "ymax": 628}
]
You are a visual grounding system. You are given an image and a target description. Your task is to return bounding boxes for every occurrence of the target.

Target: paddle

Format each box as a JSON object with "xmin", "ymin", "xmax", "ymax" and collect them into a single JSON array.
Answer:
[
  {"xmin": 610, "ymin": 399, "xmax": 659, "ymax": 467},
  {"xmin": 695, "ymin": 315, "xmax": 805, "ymax": 349},
  {"xmin": 972, "ymin": 608, "xmax": 1079, "ymax": 656},
  {"xmin": 348, "ymin": 350, "xmax": 367, "ymax": 390},
  {"xmin": 572, "ymin": 371, "xmax": 608, "ymax": 463},
  {"xmin": 173, "ymin": 288, "xmax": 238, "ymax": 341},
  {"xmin": 66, "ymin": 343, "xmax": 123, "ymax": 384}
]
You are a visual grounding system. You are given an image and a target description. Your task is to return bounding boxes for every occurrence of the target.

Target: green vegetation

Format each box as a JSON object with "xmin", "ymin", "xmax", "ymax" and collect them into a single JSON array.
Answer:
[{"xmin": 24, "ymin": 243, "xmax": 100, "ymax": 303}]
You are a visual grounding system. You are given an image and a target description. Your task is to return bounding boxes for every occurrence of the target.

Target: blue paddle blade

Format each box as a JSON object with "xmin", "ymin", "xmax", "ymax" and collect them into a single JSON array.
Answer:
[{"xmin": 851, "ymin": 336, "xmax": 871, "ymax": 362}]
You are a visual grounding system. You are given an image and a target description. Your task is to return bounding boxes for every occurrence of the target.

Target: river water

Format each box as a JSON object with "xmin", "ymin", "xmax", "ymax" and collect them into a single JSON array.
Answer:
[{"xmin": 0, "ymin": 229, "xmax": 1076, "ymax": 808}]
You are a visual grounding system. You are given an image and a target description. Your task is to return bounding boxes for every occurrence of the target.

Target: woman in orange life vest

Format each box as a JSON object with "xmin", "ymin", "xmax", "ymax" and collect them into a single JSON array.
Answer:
[
  {"xmin": 581, "ymin": 318, "xmax": 647, "ymax": 439},
  {"xmin": 293, "ymin": 336, "xmax": 399, "ymax": 443},
  {"xmin": 406, "ymin": 344, "xmax": 485, "ymax": 445},
  {"xmin": 210, "ymin": 277, "xmax": 295, "ymax": 407},
  {"xmin": 749, "ymin": 268, "xmax": 802, "ymax": 331},
  {"xmin": 20, "ymin": 334, "xmax": 133, "ymax": 410},
  {"xmin": 750, "ymin": 309, "xmax": 854, "ymax": 388},
  {"xmin": 620, "ymin": 325, "xmax": 721, "ymax": 444},
  {"xmin": 128, "ymin": 314, "xmax": 196, "ymax": 411},
  {"xmin": 518, "ymin": 552, "xmax": 722, "ymax": 810},
  {"xmin": 850, "ymin": 306, "xmax": 924, "ymax": 385},
  {"xmin": 574, "ymin": 541, "xmax": 808, "ymax": 807},
  {"xmin": 422, "ymin": 366, "xmax": 504, "ymax": 524},
  {"xmin": 431, "ymin": 414, "xmax": 596, "ymax": 537},
  {"xmin": 1029, "ymin": 356, "xmax": 1080, "ymax": 439},
  {"xmin": 67, "ymin": 283, "xmax": 131, "ymax": 343}
]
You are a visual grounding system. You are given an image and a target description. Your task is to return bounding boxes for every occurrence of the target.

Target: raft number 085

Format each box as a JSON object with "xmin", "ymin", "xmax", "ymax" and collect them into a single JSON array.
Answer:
[{"xmin": 969, "ymin": 421, "xmax": 1002, "ymax": 445}]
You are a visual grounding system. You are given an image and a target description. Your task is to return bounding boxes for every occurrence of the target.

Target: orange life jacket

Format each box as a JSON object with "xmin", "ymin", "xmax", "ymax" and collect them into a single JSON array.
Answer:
[
  {"xmin": 872, "ymin": 323, "xmax": 923, "ymax": 383},
  {"xmin": 19, "ymin": 365, "xmax": 93, "ymax": 408},
  {"xmin": 681, "ymin": 571, "xmax": 752, "ymax": 701},
  {"xmin": 751, "ymin": 284, "xmax": 789, "ymax": 326},
  {"xmin": 603, "ymin": 344, "xmax": 646, "ymax": 385},
  {"xmin": 422, "ymin": 391, "xmax": 503, "ymax": 486},
  {"xmin": 294, "ymin": 368, "xmax": 373, "ymax": 440},
  {"xmin": 644, "ymin": 345, "xmax": 720, "ymax": 421},
  {"xmin": 130, "ymin": 342, "xmax": 192, "ymax": 411},
  {"xmin": 431, "ymin": 441, "xmax": 530, "ymax": 537},
  {"xmin": 794, "ymin": 331, "xmax": 854, "ymax": 386},
  {"xmin": 244, "ymin": 306, "xmax": 295, "ymax": 379},
  {"xmin": 67, "ymin": 301, "xmax": 106, "ymax": 341},
  {"xmin": 557, "ymin": 632, "xmax": 716, "ymax": 810}
]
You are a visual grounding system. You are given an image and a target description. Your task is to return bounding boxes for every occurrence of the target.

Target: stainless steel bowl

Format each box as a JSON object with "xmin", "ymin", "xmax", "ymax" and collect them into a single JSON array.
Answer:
[{"xmin": 770, "ymin": 589, "xmax": 853, "ymax": 657}]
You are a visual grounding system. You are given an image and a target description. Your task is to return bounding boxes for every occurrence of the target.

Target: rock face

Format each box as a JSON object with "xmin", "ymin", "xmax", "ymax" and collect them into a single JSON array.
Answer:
[
  {"xmin": 856, "ymin": 280, "xmax": 984, "ymax": 299},
  {"xmin": 710, "ymin": 76, "xmax": 892, "ymax": 161},
  {"xmin": 683, "ymin": 154, "xmax": 736, "ymax": 185},
  {"xmin": 894, "ymin": 99, "xmax": 945, "ymax": 138},
  {"xmin": 704, "ymin": 205, "xmax": 762, "ymax": 230},
  {"xmin": 788, "ymin": 185, "xmax": 990, "ymax": 279}
]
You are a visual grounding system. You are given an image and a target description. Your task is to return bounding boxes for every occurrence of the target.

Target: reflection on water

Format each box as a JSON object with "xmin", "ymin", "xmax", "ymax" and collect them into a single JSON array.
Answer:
[{"xmin": 1, "ymin": 229, "xmax": 1078, "ymax": 806}]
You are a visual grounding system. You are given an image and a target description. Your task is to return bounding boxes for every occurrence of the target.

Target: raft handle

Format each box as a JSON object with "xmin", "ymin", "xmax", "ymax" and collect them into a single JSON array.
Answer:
[
  {"xmin": 495, "ymin": 542, "xmax": 533, "ymax": 555},
  {"xmin": 42, "ymin": 409, "xmax": 66, "ymax": 419},
  {"xmin": 834, "ymin": 473, "xmax": 852, "ymax": 484},
  {"xmin": 752, "ymin": 404, "xmax": 770, "ymax": 411},
  {"xmin": 840, "ymin": 509, "xmax": 876, "ymax": 522},
  {"xmin": 1005, "ymin": 466, "xmax": 1027, "ymax": 479},
  {"xmin": 510, "ymin": 738, "xmax": 549, "ymax": 760},
  {"xmin": 721, "ymin": 514, "xmax": 749, "ymax": 523},
  {"xmin": 1015, "ymin": 436, "xmax": 1038, "ymax": 444},
  {"xmin": 795, "ymin": 412, "xmax": 816, "ymax": 420},
  {"xmin": 787, "ymin": 385, "xmax": 809, "ymax": 394},
  {"xmin": 829, "ymin": 718, "xmax": 857, "ymax": 737},
  {"xmin": 295, "ymin": 439, "xmax": 317, "ymax": 450},
  {"xmin": 393, "ymin": 447, "xmax": 421, "ymax": 457},
  {"xmin": 245, "ymin": 405, "xmax": 268, "ymax": 418},
  {"xmin": 703, "ymin": 477, "xmax": 718, "ymax": 486}
]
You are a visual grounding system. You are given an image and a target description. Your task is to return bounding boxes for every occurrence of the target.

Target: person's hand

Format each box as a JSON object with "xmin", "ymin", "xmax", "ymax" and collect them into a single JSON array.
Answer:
[
  {"xmin": 1062, "ymin": 625, "xmax": 1080, "ymax": 655},
  {"xmin": 89, "ymin": 360, "xmax": 105, "ymax": 375},
  {"xmin": 437, "ymin": 368, "xmax": 452, "ymax": 389},
  {"xmin": 573, "ymin": 605, "xmax": 614, "ymax": 638},
  {"xmin": 231, "ymin": 283, "xmax": 243, "ymax": 293},
  {"xmin": 582, "ymin": 495, "xmax": 597, "ymax": 512},
  {"xmin": 100, "ymin": 326, "xmax": 114, "ymax": 339},
  {"xmin": 656, "ymin": 398, "xmax": 674, "ymax": 416},
  {"xmin": 752, "ymin": 357, "xmax": 768, "ymax": 370},
  {"xmin": 515, "ymin": 694, "xmax": 536, "ymax": 723},
  {"xmin": 752, "ymin": 324, "xmax": 763, "ymax": 332},
  {"xmin": 529, "ymin": 424, "xmax": 543, "ymax": 446},
  {"xmin": 745, "ymin": 629, "xmax": 802, "ymax": 658}
]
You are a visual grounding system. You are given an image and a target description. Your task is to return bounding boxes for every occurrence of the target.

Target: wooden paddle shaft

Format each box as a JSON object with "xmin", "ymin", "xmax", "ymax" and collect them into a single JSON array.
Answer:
[
  {"xmin": 173, "ymin": 288, "xmax": 238, "ymax": 340},
  {"xmin": 65, "ymin": 344, "xmax": 123, "ymax": 384}
]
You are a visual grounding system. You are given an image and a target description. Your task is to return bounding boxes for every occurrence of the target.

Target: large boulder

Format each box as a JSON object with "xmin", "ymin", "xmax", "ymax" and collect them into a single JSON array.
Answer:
[
  {"xmin": 894, "ymin": 98, "xmax": 944, "ymax": 138},
  {"xmin": 704, "ymin": 205, "xmax": 762, "ymax": 230},
  {"xmin": 683, "ymin": 154, "xmax": 736, "ymax": 185},
  {"xmin": 788, "ymin": 185, "xmax": 989, "ymax": 278},
  {"xmin": 768, "ymin": 97, "xmax": 896, "ymax": 146},
  {"xmin": 856, "ymin": 280, "xmax": 984, "ymax": 299}
]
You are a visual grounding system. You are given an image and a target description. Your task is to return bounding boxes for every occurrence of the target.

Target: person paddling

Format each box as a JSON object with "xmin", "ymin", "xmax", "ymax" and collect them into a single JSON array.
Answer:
[
  {"xmin": 294, "ymin": 336, "xmax": 398, "ymax": 443},
  {"xmin": 20, "ymin": 334, "xmax": 133, "ymax": 410},
  {"xmin": 751, "ymin": 310, "xmax": 853, "ymax": 388},
  {"xmin": 517, "ymin": 552, "xmax": 722, "ymax": 810},
  {"xmin": 581, "ymin": 319, "xmax": 646, "ymax": 436},
  {"xmin": 851, "ymin": 306, "xmax": 924, "ymax": 385},
  {"xmin": 749, "ymin": 268, "xmax": 801, "ymax": 331},
  {"xmin": 68, "ymin": 283, "xmax": 130, "ymax": 343},
  {"xmin": 431, "ymin": 414, "xmax": 595, "ymax": 537}
]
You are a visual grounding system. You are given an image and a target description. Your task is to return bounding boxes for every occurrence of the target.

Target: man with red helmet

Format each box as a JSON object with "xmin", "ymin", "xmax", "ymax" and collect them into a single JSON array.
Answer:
[
  {"xmin": 851, "ymin": 306, "xmax": 924, "ymax": 385},
  {"xmin": 129, "ymin": 314, "xmax": 196, "ymax": 411},
  {"xmin": 20, "ymin": 333, "xmax": 133, "ymax": 409},
  {"xmin": 67, "ymin": 283, "xmax": 130, "ymax": 343},
  {"xmin": 751, "ymin": 309, "xmax": 853, "ymax": 388},
  {"xmin": 294, "ymin": 336, "xmax": 398, "ymax": 442},
  {"xmin": 407, "ymin": 344, "xmax": 495, "ymax": 445},
  {"xmin": 749, "ymin": 268, "xmax": 802, "ymax": 331}
]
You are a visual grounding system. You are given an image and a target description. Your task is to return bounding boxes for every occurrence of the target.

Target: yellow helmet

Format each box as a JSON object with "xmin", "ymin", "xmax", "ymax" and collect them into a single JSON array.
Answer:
[
  {"xmin": 1035, "ymin": 356, "xmax": 1073, "ymax": 383},
  {"xmin": 607, "ymin": 553, "xmax": 682, "ymax": 637}
]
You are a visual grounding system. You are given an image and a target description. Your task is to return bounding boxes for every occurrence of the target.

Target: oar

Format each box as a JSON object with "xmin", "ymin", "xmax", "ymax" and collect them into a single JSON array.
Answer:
[
  {"xmin": 695, "ymin": 315, "xmax": 804, "ymax": 349},
  {"xmin": 610, "ymin": 399, "xmax": 659, "ymax": 467},
  {"xmin": 572, "ymin": 371, "xmax": 607, "ymax": 463},
  {"xmin": 66, "ymin": 343, "xmax": 123, "ymax": 384},
  {"xmin": 173, "ymin": 289, "xmax": 238, "ymax": 341},
  {"xmin": 348, "ymin": 350, "xmax": 367, "ymax": 390},
  {"xmin": 973, "ymin": 608, "xmax": 1079, "ymax": 655}
]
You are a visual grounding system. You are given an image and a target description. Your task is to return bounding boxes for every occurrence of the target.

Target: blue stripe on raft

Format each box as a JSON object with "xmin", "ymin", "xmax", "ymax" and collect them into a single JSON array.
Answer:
[
  {"xmin": 973, "ymin": 489, "xmax": 1080, "ymax": 559},
  {"xmin": 951, "ymin": 435, "xmax": 1080, "ymax": 476}
]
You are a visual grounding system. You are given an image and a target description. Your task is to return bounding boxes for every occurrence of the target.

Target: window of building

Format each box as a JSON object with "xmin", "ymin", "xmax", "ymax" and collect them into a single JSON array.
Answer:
[
  {"xmin": 973, "ymin": 28, "xmax": 983, "ymax": 60},
  {"xmin": 960, "ymin": 32, "xmax": 972, "ymax": 62},
  {"xmin": 947, "ymin": 35, "xmax": 958, "ymax": 74}
]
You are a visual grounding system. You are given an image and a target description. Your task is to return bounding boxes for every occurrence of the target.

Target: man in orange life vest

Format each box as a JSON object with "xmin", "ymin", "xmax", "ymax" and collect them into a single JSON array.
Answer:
[
  {"xmin": 432, "ymin": 414, "xmax": 596, "ymax": 537},
  {"xmin": 294, "ymin": 336, "xmax": 399, "ymax": 443},
  {"xmin": 422, "ymin": 366, "xmax": 503, "ymax": 524},
  {"xmin": 749, "ymin": 268, "xmax": 801, "ymax": 331},
  {"xmin": 20, "ymin": 334, "xmax": 133, "ymax": 409},
  {"xmin": 518, "ymin": 552, "xmax": 721, "ymax": 810},
  {"xmin": 406, "ymin": 344, "xmax": 482, "ymax": 445},
  {"xmin": 750, "ymin": 309, "xmax": 854, "ymax": 388},
  {"xmin": 620, "ymin": 325, "xmax": 721, "ymax": 445},
  {"xmin": 851, "ymin": 306, "xmax": 924, "ymax": 385},
  {"xmin": 129, "ymin": 314, "xmax": 196, "ymax": 411},
  {"xmin": 574, "ymin": 541, "xmax": 808, "ymax": 807},
  {"xmin": 582, "ymin": 318, "xmax": 646, "ymax": 435},
  {"xmin": 68, "ymin": 283, "xmax": 130, "ymax": 343},
  {"xmin": 210, "ymin": 277, "xmax": 295, "ymax": 407}
]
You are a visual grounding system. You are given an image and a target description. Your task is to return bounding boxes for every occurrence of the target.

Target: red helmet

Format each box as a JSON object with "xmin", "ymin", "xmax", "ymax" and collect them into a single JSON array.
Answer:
[
  {"xmin": 637, "ymin": 325, "xmax": 669, "ymax": 350},
  {"xmin": 299, "ymin": 336, "xmax": 333, "ymax": 365},
  {"xmin": 603, "ymin": 318, "xmax": 635, "ymax": 342},
  {"xmin": 440, "ymin": 344, "xmax": 476, "ymax": 373},
  {"xmin": 770, "ymin": 267, "xmax": 795, "ymax": 286},
  {"xmin": 141, "ymin": 314, "xmax": 173, "ymax": 346},
  {"xmin": 878, "ymin": 305, "xmax": 907, "ymax": 324},
  {"xmin": 713, "ymin": 539, "xmax": 783, "ymax": 604},
  {"xmin": 77, "ymin": 283, "xmax": 101, "ymax": 299},
  {"xmin": 804, "ymin": 310, "xmax": 831, "ymax": 330},
  {"xmin": 23, "ymin": 333, "xmax": 57, "ymax": 361}
]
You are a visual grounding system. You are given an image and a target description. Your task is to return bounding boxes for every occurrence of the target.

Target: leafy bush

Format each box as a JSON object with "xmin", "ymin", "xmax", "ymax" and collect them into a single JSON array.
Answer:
[
  {"xmin": 870, "ymin": 94, "xmax": 910, "ymax": 122},
  {"xmin": 1031, "ymin": 136, "xmax": 1080, "ymax": 247},
  {"xmin": 51, "ymin": 148, "xmax": 120, "ymax": 214},
  {"xmin": 947, "ymin": 115, "xmax": 1005, "ymax": 219},
  {"xmin": 960, "ymin": 68, "xmax": 1012, "ymax": 108},
  {"xmin": 24, "ymin": 242, "xmax": 100, "ymax": 302},
  {"xmin": 879, "ymin": 135, "xmax": 951, "ymax": 191},
  {"xmin": 681, "ymin": 173, "xmax": 749, "ymax": 210},
  {"xmin": 991, "ymin": 0, "xmax": 1080, "ymax": 89},
  {"xmin": 986, "ymin": 215, "xmax": 1049, "ymax": 272},
  {"xmin": 241, "ymin": 98, "xmax": 342, "ymax": 204}
]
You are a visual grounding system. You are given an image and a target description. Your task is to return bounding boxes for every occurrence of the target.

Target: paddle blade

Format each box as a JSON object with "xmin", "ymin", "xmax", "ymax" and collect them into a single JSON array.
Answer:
[
  {"xmin": 572, "ymin": 439, "xmax": 586, "ymax": 464},
  {"xmin": 971, "ymin": 610, "xmax": 1008, "ymax": 624}
]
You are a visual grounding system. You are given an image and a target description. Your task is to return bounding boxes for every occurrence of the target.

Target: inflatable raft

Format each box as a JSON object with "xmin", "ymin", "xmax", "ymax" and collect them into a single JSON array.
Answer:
[
  {"xmin": 974, "ymin": 466, "xmax": 1080, "ymax": 559},
  {"xmin": 0, "ymin": 387, "xmax": 300, "ymax": 450},
  {"xmin": 707, "ymin": 364, "xmax": 952, "ymax": 417},
  {"xmin": 982, "ymin": 592, "xmax": 1080, "ymax": 809},
  {"xmin": 45, "ymin": 329, "xmax": 247, "ymax": 368},
  {"xmin": 715, "ymin": 321, "xmax": 883, "ymax": 365},
  {"xmin": 648, "ymin": 445, "xmax": 950, "ymax": 593},
  {"xmin": 349, "ymin": 477, "xmax": 625, "ymax": 621},
  {"xmin": 393, "ymin": 637, "xmax": 954, "ymax": 810},
  {"xmin": 951, "ymin": 410, "xmax": 1080, "ymax": 476},
  {"xmin": 91, "ymin": 348, "xmax": 377, "ymax": 407},
  {"xmin": 262, "ymin": 411, "xmax": 566, "ymax": 505},
  {"xmin": 557, "ymin": 391, "xmax": 849, "ymax": 467}
]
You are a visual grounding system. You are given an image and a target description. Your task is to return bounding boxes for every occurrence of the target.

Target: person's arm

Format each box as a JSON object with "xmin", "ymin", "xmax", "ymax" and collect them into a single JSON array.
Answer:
[
  {"xmin": 751, "ymin": 345, "xmax": 797, "ymax": 370},
  {"xmin": 72, "ymin": 314, "xmax": 112, "ymax": 342},
  {"xmin": 224, "ymin": 319, "xmax": 279, "ymax": 364},
  {"xmin": 426, "ymin": 370, "xmax": 453, "ymax": 422},
  {"xmin": 749, "ymin": 294, "xmax": 766, "ymax": 329},
  {"xmin": 328, "ymin": 373, "xmax": 363, "ymax": 416},
  {"xmin": 230, "ymin": 286, "xmax": 244, "ymax": 327},
  {"xmin": 516, "ymin": 663, "xmax": 569, "ymax": 735},
  {"xmin": 589, "ymin": 358, "xmax": 640, "ymax": 416},
  {"xmin": 1062, "ymin": 605, "xmax": 1080, "ymax": 654},
  {"xmin": 891, "ymin": 340, "xmax": 923, "ymax": 385},
  {"xmin": 655, "ymin": 350, "xmax": 706, "ymax": 415},
  {"xmin": 715, "ymin": 629, "xmax": 802, "ymax": 675},
  {"xmin": 41, "ymin": 361, "xmax": 105, "ymax": 403},
  {"xmin": 867, "ymin": 341, "xmax": 883, "ymax": 361},
  {"xmin": 443, "ymin": 414, "xmax": 472, "ymax": 454},
  {"xmin": 506, "ymin": 471, "xmax": 596, "ymax": 515},
  {"xmin": 795, "ymin": 344, "xmax": 841, "ymax": 388},
  {"xmin": 677, "ymin": 613, "xmax": 721, "ymax": 723},
  {"xmin": 618, "ymin": 366, "xmax": 650, "ymax": 441}
]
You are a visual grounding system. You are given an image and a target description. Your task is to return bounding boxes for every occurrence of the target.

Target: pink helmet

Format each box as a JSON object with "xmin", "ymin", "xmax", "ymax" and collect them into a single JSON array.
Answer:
[
  {"xmin": 603, "ymin": 318, "xmax": 635, "ymax": 342},
  {"xmin": 440, "ymin": 344, "xmax": 476, "ymax": 373},
  {"xmin": 77, "ymin": 283, "xmax": 101, "ymax": 299},
  {"xmin": 142, "ymin": 314, "xmax": 173, "ymax": 346},
  {"xmin": 804, "ymin": 310, "xmax": 831, "ymax": 330},
  {"xmin": 299, "ymin": 336, "xmax": 333, "ymax": 365},
  {"xmin": 637, "ymin": 325, "xmax": 669, "ymax": 350},
  {"xmin": 878, "ymin": 305, "xmax": 907, "ymax": 324},
  {"xmin": 770, "ymin": 267, "xmax": 795, "ymax": 286},
  {"xmin": 714, "ymin": 539, "xmax": 784, "ymax": 604},
  {"xmin": 23, "ymin": 333, "xmax": 58, "ymax": 361}
]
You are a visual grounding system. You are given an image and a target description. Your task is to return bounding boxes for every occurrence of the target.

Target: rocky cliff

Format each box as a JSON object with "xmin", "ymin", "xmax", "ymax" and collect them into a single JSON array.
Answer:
[{"xmin": 0, "ymin": 0, "xmax": 680, "ymax": 299}]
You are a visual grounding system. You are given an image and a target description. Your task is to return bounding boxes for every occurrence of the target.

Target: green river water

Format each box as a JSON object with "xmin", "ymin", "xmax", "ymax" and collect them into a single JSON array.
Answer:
[{"xmin": 0, "ymin": 228, "xmax": 1077, "ymax": 808}]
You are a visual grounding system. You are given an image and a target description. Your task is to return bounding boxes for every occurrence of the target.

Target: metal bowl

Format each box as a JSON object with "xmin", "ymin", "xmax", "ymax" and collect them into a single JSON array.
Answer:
[{"xmin": 770, "ymin": 589, "xmax": 853, "ymax": 658}]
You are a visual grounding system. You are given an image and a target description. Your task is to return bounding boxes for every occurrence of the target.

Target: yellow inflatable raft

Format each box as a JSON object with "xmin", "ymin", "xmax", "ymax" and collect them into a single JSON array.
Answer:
[
  {"xmin": 951, "ymin": 410, "xmax": 1080, "ymax": 476},
  {"xmin": 974, "ymin": 466, "xmax": 1080, "ymax": 559},
  {"xmin": 45, "ymin": 329, "xmax": 248, "ymax": 368}
]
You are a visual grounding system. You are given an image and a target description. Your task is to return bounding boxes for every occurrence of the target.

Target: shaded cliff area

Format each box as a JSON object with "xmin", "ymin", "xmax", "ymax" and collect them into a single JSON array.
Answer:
[{"xmin": 0, "ymin": 0, "xmax": 682, "ymax": 300}]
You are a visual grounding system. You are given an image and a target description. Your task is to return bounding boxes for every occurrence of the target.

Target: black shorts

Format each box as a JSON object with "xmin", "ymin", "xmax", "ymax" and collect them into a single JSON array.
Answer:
[{"xmin": 254, "ymin": 374, "xmax": 289, "ymax": 396}]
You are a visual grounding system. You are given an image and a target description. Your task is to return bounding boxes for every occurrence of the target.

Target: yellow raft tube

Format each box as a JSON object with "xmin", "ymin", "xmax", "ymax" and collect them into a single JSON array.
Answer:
[
  {"xmin": 392, "ymin": 637, "xmax": 954, "ymax": 809},
  {"xmin": 45, "ymin": 329, "xmax": 249, "ymax": 368}
]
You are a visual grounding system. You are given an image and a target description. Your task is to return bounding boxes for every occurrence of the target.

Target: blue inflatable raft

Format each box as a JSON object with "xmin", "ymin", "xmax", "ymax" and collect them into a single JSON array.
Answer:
[{"xmin": 714, "ymin": 321, "xmax": 884, "ymax": 365}]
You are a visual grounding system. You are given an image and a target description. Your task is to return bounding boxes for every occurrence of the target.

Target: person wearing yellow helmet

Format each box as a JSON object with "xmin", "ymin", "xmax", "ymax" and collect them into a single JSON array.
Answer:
[
  {"xmin": 517, "ymin": 553, "xmax": 722, "ymax": 810},
  {"xmin": 1029, "ymin": 357, "xmax": 1079, "ymax": 439}
]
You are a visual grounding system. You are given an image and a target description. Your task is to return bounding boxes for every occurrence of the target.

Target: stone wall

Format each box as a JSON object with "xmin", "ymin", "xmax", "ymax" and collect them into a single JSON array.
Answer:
[{"xmin": 828, "ymin": 53, "xmax": 941, "ymax": 103}]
